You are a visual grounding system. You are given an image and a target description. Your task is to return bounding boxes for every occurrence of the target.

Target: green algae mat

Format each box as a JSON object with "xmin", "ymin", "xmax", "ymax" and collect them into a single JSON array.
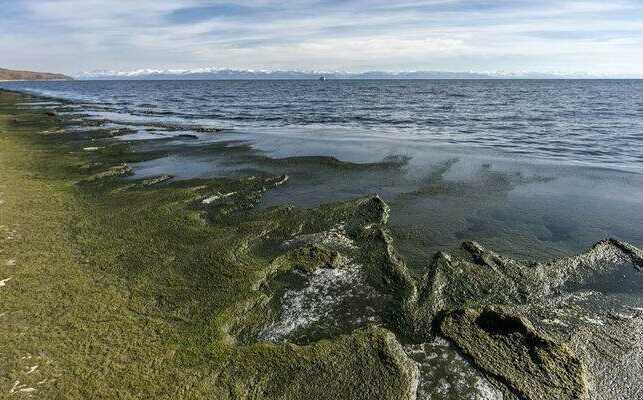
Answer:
[{"xmin": 1, "ymin": 91, "xmax": 642, "ymax": 400}]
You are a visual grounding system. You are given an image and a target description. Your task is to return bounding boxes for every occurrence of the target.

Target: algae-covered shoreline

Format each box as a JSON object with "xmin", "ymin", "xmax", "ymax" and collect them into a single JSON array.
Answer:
[{"xmin": 1, "ymin": 89, "xmax": 642, "ymax": 399}]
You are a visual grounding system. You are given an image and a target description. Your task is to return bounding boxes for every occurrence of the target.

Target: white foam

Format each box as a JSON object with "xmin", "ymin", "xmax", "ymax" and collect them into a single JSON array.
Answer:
[
  {"xmin": 474, "ymin": 379, "xmax": 504, "ymax": 400},
  {"xmin": 581, "ymin": 316, "xmax": 605, "ymax": 326},
  {"xmin": 259, "ymin": 263, "xmax": 363, "ymax": 341},
  {"xmin": 405, "ymin": 340, "xmax": 504, "ymax": 400},
  {"xmin": 83, "ymin": 110, "xmax": 222, "ymax": 131},
  {"xmin": 202, "ymin": 192, "xmax": 236, "ymax": 205}
]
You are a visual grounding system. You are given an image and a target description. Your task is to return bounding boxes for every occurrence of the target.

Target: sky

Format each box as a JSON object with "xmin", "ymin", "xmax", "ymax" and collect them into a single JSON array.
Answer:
[{"xmin": 1, "ymin": 0, "xmax": 643, "ymax": 76}]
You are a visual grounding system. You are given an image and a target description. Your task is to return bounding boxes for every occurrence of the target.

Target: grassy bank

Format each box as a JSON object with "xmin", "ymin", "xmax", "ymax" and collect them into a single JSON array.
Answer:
[{"xmin": 0, "ymin": 91, "xmax": 417, "ymax": 399}]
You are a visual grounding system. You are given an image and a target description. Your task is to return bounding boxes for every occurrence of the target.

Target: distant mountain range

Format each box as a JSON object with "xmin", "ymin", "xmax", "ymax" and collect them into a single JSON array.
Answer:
[
  {"xmin": 3, "ymin": 67, "xmax": 636, "ymax": 81},
  {"xmin": 0, "ymin": 67, "xmax": 72, "ymax": 81},
  {"xmin": 78, "ymin": 68, "xmax": 614, "ymax": 80}
]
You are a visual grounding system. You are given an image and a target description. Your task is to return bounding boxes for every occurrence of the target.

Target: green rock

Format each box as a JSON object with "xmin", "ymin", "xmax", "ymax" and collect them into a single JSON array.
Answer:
[
  {"xmin": 83, "ymin": 163, "xmax": 132, "ymax": 182},
  {"xmin": 272, "ymin": 244, "xmax": 347, "ymax": 273},
  {"xmin": 219, "ymin": 327, "xmax": 419, "ymax": 400},
  {"xmin": 440, "ymin": 307, "xmax": 589, "ymax": 400},
  {"xmin": 141, "ymin": 175, "xmax": 172, "ymax": 186}
]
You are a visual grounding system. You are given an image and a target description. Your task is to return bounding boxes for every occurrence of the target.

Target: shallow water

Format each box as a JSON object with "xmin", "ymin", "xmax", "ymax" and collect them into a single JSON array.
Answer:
[
  {"xmin": 4, "ymin": 79, "xmax": 643, "ymax": 171},
  {"xmin": 3, "ymin": 79, "xmax": 642, "ymax": 268},
  {"xmin": 405, "ymin": 339, "xmax": 504, "ymax": 400}
]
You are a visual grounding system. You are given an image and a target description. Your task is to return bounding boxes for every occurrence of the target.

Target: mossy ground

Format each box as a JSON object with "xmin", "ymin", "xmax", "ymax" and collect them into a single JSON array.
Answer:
[
  {"xmin": 3, "ymin": 90, "xmax": 639, "ymax": 400},
  {"xmin": 0, "ymin": 91, "xmax": 417, "ymax": 399}
]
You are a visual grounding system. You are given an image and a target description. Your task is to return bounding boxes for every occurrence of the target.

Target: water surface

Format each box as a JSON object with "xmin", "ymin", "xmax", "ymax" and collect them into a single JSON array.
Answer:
[{"xmin": 3, "ymin": 79, "xmax": 642, "ymax": 268}]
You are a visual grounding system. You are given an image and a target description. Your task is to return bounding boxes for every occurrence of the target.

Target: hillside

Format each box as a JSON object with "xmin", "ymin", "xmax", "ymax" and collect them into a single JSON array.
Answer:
[{"xmin": 0, "ymin": 67, "xmax": 72, "ymax": 81}]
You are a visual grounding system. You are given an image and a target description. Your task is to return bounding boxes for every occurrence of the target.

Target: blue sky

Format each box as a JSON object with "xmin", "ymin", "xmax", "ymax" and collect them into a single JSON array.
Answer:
[{"xmin": 1, "ymin": 0, "xmax": 643, "ymax": 76}]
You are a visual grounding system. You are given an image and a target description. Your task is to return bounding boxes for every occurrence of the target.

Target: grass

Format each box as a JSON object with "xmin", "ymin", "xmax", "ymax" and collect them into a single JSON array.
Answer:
[{"xmin": 0, "ymin": 91, "xmax": 417, "ymax": 399}]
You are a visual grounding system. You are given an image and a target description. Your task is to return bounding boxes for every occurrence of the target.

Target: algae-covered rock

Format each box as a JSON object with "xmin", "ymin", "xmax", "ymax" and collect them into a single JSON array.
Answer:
[
  {"xmin": 440, "ymin": 307, "xmax": 589, "ymax": 400},
  {"xmin": 519, "ymin": 293, "xmax": 643, "ymax": 400},
  {"xmin": 141, "ymin": 175, "xmax": 172, "ymax": 186},
  {"xmin": 383, "ymin": 238, "xmax": 643, "ymax": 399},
  {"xmin": 221, "ymin": 327, "xmax": 419, "ymax": 400},
  {"xmin": 414, "ymin": 239, "xmax": 643, "ymax": 319},
  {"xmin": 271, "ymin": 244, "xmax": 347, "ymax": 273},
  {"xmin": 257, "ymin": 195, "xmax": 641, "ymax": 399},
  {"xmin": 82, "ymin": 163, "xmax": 133, "ymax": 182},
  {"xmin": 569, "ymin": 310, "xmax": 643, "ymax": 400},
  {"xmin": 201, "ymin": 175, "xmax": 290, "ymax": 215},
  {"xmin": 346, "ymin": 195, "xmax": 390, "ymax": 233}
]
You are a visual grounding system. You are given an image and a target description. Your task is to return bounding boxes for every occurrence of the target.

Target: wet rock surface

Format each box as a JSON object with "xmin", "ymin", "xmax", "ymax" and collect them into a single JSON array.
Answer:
[
  {"xmin": 396, "ymin": 238, "xmax": 642, "ymax": 400},
  {"xmin": 440, "ymin": 307, "xmax": 588, "ymax": 400},
  {"xmin": 404, "ymin": 338, "xmax": 504, "ymax": 399},
  {"xmin": 240, "ymin": 192, "xmax": 641, "ymax": 399},
  {"xmin": 82, "ymin": 163, "xmax": 133, "ymax": 182},
  {"xmin": 271, "ymin": 243, "xmax": 347, "ymax": 273}
]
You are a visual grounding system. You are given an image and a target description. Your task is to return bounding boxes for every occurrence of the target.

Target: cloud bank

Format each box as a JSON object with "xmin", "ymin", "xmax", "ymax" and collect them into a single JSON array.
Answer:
[{"xmin": 1, "ymin": 0, "xmax": 642, "ymax": 76}]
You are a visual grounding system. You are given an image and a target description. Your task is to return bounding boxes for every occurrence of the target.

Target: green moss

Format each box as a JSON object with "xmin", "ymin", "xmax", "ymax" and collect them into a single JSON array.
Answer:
[
  {"xmin": 219, "ymin": 327, "xmax": 418, "ymax": 400},
  {"xmin": 81, "ymin": 163, "xmax": 133, "ymax": 182},
  {"xmin": 5, "ymin": 89, "xmax": 638, "ymax": 400},
  {"xmin": 0, "ymin": 91, "xmax": 418, "ymax": 399},
  {"xmin": 271, "ymin": 244, "xmax": 346, "ymax": 273}
]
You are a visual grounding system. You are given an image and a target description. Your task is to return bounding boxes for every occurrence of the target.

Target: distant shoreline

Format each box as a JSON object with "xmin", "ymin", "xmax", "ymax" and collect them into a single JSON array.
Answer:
[
  {"xmin": 0, "ymin": 79, "xmax": 72, "ymax": 82},
  {"xmin": 6, "ymin": 77, "xmax": 643, "ymax": 82},
  {"xmin": 0, "ymin": 67, "xmax": 72, "ymax": 81}
]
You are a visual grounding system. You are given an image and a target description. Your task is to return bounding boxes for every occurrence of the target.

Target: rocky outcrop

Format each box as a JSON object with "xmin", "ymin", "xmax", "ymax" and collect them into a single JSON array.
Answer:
[
  {"xmin": 271, "ymin": 244, "xmax": 347, "ymax": 273},
  {"xmin": 82, "ymin": 163, "xmax": 133, "ymax": 182},
  {"xmin": 337, "ymin": 197, "xmax": 642, "ymax": 400},
  {"xmin": 221, "ymin": 327, "xmax": 419, "ymax": 400},
  {"xmin": 406, "ymin": 238, "xmax": 643, "ymax": 331},
  {"xmin": 440, "ymin": 307, "xmax": 589, "ymax": 400}
]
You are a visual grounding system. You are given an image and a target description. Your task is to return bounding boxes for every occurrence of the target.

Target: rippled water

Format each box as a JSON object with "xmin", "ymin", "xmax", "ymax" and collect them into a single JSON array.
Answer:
[
  {"xmin": 3, "ymin": 80, "xmax": 642, "ymax": 265},
  {"xmin": 3, "ymin": 79, "xmax": 643, "ymax": 171}
]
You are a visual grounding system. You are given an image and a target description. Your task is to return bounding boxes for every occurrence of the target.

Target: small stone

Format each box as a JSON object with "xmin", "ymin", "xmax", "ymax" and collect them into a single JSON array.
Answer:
[{"xmin": 142, "ymin": 175, "xmax": 172, "ymax": 186}]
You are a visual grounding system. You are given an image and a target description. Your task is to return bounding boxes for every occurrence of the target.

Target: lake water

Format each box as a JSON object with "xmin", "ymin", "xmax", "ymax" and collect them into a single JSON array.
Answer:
[{"xmin": 3, "ymin": 79, "xmax": 643, "ymax": 268}]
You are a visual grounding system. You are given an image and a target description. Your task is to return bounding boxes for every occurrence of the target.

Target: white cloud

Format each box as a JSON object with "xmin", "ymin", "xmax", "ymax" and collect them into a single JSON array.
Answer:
[{"xmin": 1, "ymin": 0, "xmax": 642, "ymax": 75}]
